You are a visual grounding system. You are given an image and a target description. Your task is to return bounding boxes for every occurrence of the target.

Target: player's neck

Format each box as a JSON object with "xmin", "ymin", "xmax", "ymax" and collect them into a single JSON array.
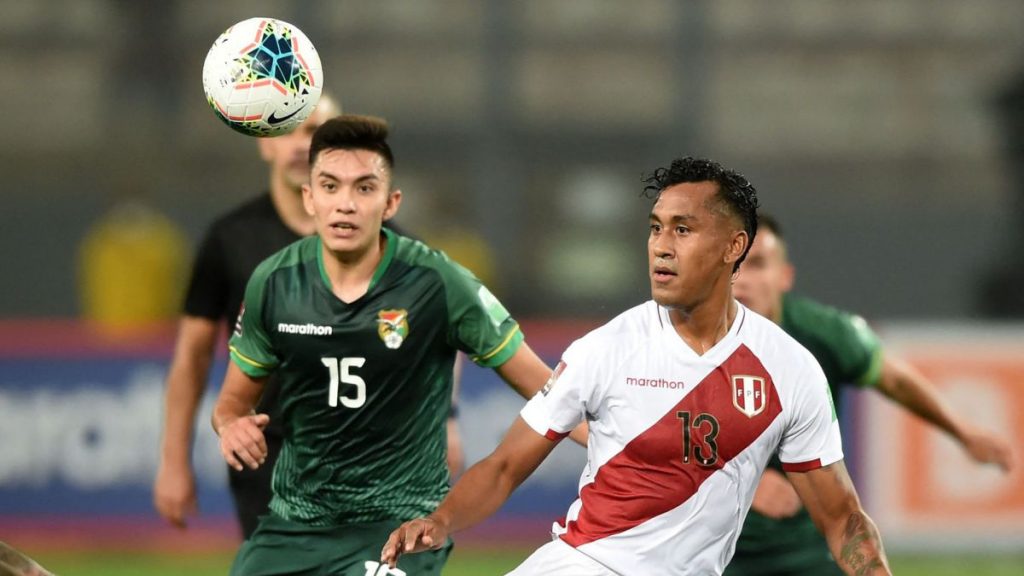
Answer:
[
  {"xmin": 667, "ymin": 290, "xmax": 738, "ymax": 356},
  {"xmin": 320, "ymin": 233, "xmax": 386, "ymax": 303},
  {"xmin": 269, "ymin": 176, "xmax": 315, "ymax": 236}
]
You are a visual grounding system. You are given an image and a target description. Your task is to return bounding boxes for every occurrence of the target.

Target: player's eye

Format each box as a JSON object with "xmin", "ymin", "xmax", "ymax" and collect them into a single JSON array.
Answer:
[
  {"xmin": 320, "ymin": 181, "xmax": 336, "ymax": 191},
  {"xmin": 649, "ymin": 223, "xmax": 661, "ymax": 234},
  {"xmin": 676, "ymin": 226, "xmax": 690, "ymax": 235}
]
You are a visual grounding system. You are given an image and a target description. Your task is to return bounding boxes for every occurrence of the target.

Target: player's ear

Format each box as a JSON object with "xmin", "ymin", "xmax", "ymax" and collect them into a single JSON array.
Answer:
[
  {"xmin": 780, "ymin": 262, "xmax": 795, "ymax": 292},
  {"xmin": 383, "ymin": 188, "xmax": 402, "ymax": 222},
  {"xmin": 725, "ymin": 229, "xmax": 748, "ymax": 267},
  {"xmin": 302, "ymin": 183, "xmax": 315, "ymax": 216}
]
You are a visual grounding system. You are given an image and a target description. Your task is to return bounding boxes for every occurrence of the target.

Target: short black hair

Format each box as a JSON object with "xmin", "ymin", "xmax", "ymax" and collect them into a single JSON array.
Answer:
[
  {"xmin": 642, "ymin": 156, "xmax": 760, "ymax": 272},
  {"xmin": 308, "ymin": 114, "xmax": 395, "ymax": 170}
]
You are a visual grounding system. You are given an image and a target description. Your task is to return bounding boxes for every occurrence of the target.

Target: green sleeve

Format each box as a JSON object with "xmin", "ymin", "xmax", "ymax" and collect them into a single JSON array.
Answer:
[
  {"xmin": 783, "ymin": 295, "xmax": 884, "ymax": 389},
  {"xmin": 843, "ymin": 313, "xmax": 884, "ymax": 385},
  {"xmin": 228, "ymin": 263, "xmax": 279, "ymax": 378},
  {"xmin": 829, "ymin": 311, "xmax": 883, "ymax": 388},
  {"xmin": 437, "ymin": 258, "xmax": 523, "ymax": 368}
]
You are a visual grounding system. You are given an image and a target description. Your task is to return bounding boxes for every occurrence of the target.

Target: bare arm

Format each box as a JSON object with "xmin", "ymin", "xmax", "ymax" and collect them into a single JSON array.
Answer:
[
  {"xmin": 381, "ymin": 417, "xmax": 558, "ymax": 567},
  {"xmin": 212, "ymin": 362, "xmax": 270, "ymax": 472},
  {"xmin": 875, "ymin": 355, "xmax": 1013, "ymax": 471},
  {"xmin": 153, "ymin": 316, "xmax": 219, "ymax": 528},
  {"xmin": 787, "ymin": 461, "xmax": 890, "ymax": 576},
  {"xmin": 495, "ymin": 343, "xmax": 588, "ymax": 445},
  {"xmin": 0, "ymin": 541, "xmax": 54, "ymax": 576}
]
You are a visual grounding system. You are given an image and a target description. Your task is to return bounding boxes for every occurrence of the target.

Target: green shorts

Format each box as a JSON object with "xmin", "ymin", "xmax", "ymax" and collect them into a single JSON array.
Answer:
[{"xmin": 230, "ymin": 514, "xmax": 452, "ymax": 576}]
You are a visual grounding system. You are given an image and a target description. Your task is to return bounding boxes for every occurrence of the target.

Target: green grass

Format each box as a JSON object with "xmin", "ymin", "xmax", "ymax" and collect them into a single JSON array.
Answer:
[{"xmin": 26, "ymin": 548, "xmax": 1024, "ymax": 575}]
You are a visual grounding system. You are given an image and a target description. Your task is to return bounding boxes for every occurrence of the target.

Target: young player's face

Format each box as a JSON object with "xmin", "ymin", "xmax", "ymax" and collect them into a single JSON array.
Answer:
[
  {"xmin": 648, "ymin": 182, "xmax": 745, "ymax": 310},
  {"xmin": 732, "ymin": 229, "xmax": 794, "ymax": 320},
  {"xmin": 302, "ymin": 148, "xmax": 401, "ymax": 258}
]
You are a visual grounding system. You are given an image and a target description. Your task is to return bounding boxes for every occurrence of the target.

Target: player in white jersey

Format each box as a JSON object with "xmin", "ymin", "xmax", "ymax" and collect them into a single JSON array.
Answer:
[{"xmin": 381, "ymin": 157, "xmax": 890, "ymax": 576}]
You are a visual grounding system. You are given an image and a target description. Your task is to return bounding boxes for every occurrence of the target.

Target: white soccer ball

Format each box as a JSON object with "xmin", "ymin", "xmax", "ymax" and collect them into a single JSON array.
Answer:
[{"xmin": 202, "ymin": 17, "xmax": 323, "ymax": 137}]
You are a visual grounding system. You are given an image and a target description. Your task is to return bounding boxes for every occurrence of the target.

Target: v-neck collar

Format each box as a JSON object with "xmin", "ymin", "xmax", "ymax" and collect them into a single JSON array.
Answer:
[
  {"xmin": 316, "ymin": 228, "xmax": 397, "ymax": 304},
  {"xmin": 657, "ymin": 300, "xmax": 746, "ymax": 360}
]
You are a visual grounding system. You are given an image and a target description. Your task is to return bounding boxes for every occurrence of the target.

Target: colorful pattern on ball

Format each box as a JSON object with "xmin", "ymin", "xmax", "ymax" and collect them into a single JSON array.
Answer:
[{"xmin": 202, "ymin": 17, "xmax": 323, "ymax": 137}]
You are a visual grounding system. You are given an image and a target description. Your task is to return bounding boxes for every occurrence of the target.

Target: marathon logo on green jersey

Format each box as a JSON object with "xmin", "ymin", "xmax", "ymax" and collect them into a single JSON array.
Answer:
[
  {"xmin": 376, "ymin": 309, "xmax": 409, "ymax": 350},
  {"xmin": 276, "ymin": 322, "xmax": 333, "ymax": 336}
]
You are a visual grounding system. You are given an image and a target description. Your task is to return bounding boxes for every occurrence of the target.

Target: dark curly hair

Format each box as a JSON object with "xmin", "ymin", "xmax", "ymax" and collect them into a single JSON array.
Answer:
[{"xmin": 642, "ymin": 156, "xmax": 760, "ymax": 272}]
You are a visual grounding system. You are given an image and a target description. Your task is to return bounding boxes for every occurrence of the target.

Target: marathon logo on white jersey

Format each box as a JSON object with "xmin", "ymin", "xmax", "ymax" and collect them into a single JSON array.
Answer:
[
  {"xmin": 732, "ymin": 374, "xmax": 766, "ymax": 417},
  {"xmin": 277, "ymin": 322, "xmax": 333, "ymax": 336},
  {"xmin": 625, "ymin": 376, "xmax": 686, "ymax": 390}
]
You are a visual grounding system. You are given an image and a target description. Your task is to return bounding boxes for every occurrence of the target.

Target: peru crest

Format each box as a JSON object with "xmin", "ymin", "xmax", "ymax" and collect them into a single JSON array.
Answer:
[{"xmin": 732, "ymin": 374, "xmax": 767, "ymax": 418}]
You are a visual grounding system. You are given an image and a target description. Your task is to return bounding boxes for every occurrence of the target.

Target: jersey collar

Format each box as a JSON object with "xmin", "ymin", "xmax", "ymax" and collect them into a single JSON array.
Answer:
[
  {"xmin": 657, "ymin": 301, "xmax": 746, "ymax": 360},
  {"xmin": 316, "ymin": 228, "xmax": 397, "ymax": 297}
]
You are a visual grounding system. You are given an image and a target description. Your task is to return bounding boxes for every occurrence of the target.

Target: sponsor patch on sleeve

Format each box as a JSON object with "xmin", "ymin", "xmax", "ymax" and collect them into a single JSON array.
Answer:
[
  {"xmin": 233, "ymin": 304, "xmax": 245, "ymax": 338},
  {"xmin": 542, "ymin": 360, "xmax": 567, "ymax": 396}
]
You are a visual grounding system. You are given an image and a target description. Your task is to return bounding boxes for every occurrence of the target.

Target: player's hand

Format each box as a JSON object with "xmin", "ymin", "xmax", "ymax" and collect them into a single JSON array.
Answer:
[
  {"xmin": 153, "ymin": 461, "xmax": 198, "ymax": 529},
  {"xmin": 751, "ymin": 467, "xmax": 802, "ymax": 519},
  {"xmin": 217, "ymin": 413, "xmax": 270, "ymax": 471},
  {"xmin": 960, "ymin": 424, "xmax": 1014, "ymax": 472},
  {"xmin": 380, "ymin": 515, "xmax": 449, "ymax": 569}
]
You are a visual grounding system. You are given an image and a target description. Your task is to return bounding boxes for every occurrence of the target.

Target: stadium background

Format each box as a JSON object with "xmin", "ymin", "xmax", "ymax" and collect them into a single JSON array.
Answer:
[{"xmin": 1, "ymin": 0, "xmax": 1023, "ymax": 573}]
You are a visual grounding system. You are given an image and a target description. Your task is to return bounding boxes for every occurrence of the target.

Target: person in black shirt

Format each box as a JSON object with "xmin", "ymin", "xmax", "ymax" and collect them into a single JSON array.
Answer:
[{"xmin": 153, "ymin": 98, "xmax": 352, "ymax": 537}]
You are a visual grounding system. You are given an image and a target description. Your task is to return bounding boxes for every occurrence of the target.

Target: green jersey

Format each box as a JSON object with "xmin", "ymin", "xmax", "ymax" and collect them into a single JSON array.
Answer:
[
  {"xmin": 229, "ymin": 229, "xmax": 523, "ymax": 527},
  {"xmin": 727, "ymin": 294, "xmax": 883, "ymax": 576}
]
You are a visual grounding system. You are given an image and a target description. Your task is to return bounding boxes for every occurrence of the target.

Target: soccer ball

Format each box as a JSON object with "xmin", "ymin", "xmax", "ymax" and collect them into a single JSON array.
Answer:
[{"xmin": 202, "ymin": 17, "xmax": 323, "ymax": 137}]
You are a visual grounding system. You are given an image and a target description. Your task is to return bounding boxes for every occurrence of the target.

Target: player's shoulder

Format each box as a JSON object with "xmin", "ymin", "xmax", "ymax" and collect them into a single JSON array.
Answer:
[
  {"xmin": 782, "ymin": 293, "xmax": 877, "ymax": 350},
  {"xmin": 739, "ymin": 304, "xmax": 822, "ymax": 378},
  {"xmin": 390, "ymin": 230, "xmax": 468, "ymax": 278},
  {"xmin": 249, "ymin": 236, "xmax": 317, "ymax": 284},
  {"xmin": 568, "ymin": 301, "xmax": 661, "ymax": 358},
  {"xmin": 783, "ymin": 293, "xmax": 863, "ymax": 335}
]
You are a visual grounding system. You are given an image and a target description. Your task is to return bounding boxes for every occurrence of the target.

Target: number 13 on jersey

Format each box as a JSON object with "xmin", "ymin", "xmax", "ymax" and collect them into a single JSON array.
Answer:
[{"xmin": 322, "ymin": 357, "xmax": 366, "ymax": 408}]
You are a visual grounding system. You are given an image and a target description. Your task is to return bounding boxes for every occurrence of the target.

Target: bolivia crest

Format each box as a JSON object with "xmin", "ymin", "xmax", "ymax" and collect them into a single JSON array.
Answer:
[
  {"xmin": 732, "ymin": 374, "xmax": 767, "ymax": 418},
  {"xmin": 376, "ymin": 309, "xmax": 409, "ymax": 349}
]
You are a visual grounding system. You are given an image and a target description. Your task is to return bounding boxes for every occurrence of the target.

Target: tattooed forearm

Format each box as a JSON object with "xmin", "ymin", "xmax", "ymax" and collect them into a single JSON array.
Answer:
[{"xmin": 838, "ymin": 511, "xmax": 889, "ymax": 576}]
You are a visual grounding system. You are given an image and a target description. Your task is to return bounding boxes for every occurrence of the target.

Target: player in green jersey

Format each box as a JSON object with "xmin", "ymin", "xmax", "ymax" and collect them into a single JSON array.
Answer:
[
  {"xmin": 212, "ymin": 115, "xmax": 560, "ymax": 576},
  {"xmin": 726, "ymin": 214, "xmax": 1014, "ymax": 576}
]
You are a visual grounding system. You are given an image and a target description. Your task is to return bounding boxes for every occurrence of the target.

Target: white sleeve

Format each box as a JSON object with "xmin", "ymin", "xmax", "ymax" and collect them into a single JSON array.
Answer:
[
  {"xmin": 777, "ymin": 359, "xmax": 844, "ymax": 472},
  {"xmin": 519, "ymin": 340, "xmax": 591, "ymax": 441}
]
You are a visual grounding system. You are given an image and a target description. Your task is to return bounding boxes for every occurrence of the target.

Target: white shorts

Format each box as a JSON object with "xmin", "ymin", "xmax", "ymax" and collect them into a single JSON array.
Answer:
[{"xmin": 506, "ymin": 538, "xmax": 619, "ymax": 576}]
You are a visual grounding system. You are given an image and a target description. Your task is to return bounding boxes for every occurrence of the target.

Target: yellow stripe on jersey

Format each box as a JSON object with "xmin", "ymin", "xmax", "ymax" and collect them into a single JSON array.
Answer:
[
  {"xmin": 474, "ymin": 323, "xmax": 521, "ymax": 363},
  {"xmin": 229, "ymin": 345, "xmax": 274, "ymax": 369}
]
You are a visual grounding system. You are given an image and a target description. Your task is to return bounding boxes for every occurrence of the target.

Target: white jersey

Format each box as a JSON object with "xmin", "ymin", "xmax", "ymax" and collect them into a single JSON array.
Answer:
[{"xmin": 519, "ymin": 301, "xmax": 843, "ymax": 576}]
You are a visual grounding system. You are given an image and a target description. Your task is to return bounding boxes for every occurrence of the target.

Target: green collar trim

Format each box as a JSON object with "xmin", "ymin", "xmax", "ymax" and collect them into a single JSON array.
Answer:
[{"xmin": 316, "ymin": 228, "xmax": 396, "ymax": 296}]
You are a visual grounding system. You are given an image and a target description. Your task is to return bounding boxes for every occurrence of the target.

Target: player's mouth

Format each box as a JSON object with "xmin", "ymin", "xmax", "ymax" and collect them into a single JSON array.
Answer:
[
  {"xmin": 652, "ymin": 266, "xmax": 677, "ymax": 283},
  {"xmin": 328, "ymin": 222, "xmax": 359, "ymax": 238}
]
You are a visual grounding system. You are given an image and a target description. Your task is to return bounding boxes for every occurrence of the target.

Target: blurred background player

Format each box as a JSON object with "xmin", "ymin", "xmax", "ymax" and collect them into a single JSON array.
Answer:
[{"xmin": 727, "ymin": 213, "xmax": 1014, "ymax": 576}]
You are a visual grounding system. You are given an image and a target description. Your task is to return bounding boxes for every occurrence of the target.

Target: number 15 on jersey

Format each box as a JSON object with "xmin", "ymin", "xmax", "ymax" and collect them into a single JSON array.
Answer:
[{"xmin": 322, "ymin": 357, "xmax": 366, "ymax": 408}]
